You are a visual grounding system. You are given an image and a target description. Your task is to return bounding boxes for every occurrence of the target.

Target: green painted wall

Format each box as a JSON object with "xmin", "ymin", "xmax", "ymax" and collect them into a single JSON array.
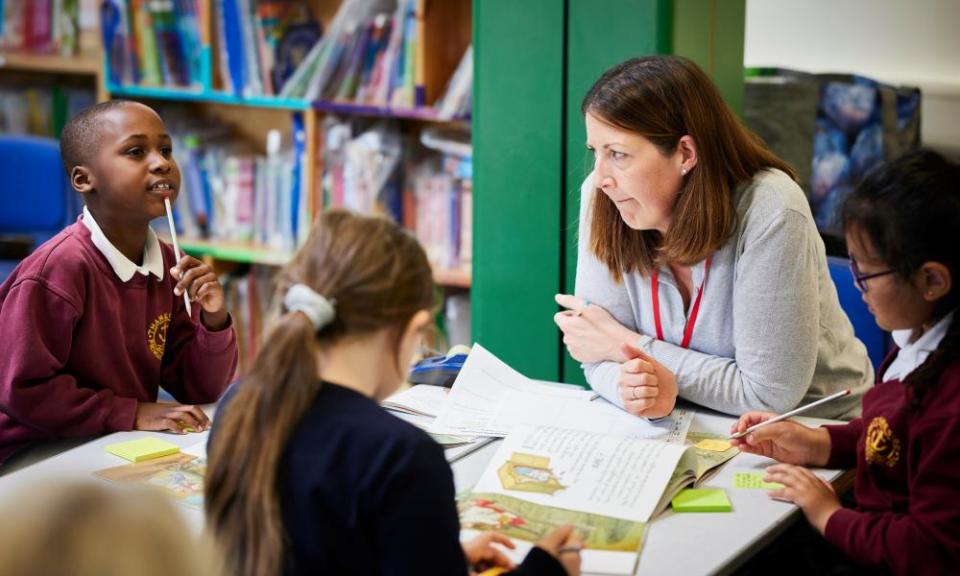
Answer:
[{"xmin": 472, "ymin": 0, "xmax": 566, "ymax": 379}]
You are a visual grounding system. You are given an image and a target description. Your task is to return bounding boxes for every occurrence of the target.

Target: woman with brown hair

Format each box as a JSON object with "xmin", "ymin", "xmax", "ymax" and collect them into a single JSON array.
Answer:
[
  {"xmin": 205, "ymin": 210, "xmax": 580, "ymax": 576},
  {"xmin": 555, "ymin": 56, "xmax": 872, "ymax": 420}
]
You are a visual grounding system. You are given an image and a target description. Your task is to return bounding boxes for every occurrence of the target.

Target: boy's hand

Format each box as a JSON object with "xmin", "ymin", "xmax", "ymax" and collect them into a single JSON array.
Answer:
[
  {"xmin": 730, "ymin": 412, "xmax": 831, "ymax": 467},
  {"xmin": 134, "ymin": 402, "xmax": 210, "ymax": 434},
  {"xmin": 764, "ymin": 463, "xmax": 841, "ymax": 534},
  {"xmin": 171, "ymin": 255, "xmax": 229, "ymax": 330}
]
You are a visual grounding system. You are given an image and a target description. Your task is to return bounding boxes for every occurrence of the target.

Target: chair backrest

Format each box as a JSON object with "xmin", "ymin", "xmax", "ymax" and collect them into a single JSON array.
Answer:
[
  {"xmin": 828, "ymin": 256, "xmax": 889, "ymax": 370},
  {"xmin": 0, "ymin": 135, "xmax": 71, "ymax": 236}
]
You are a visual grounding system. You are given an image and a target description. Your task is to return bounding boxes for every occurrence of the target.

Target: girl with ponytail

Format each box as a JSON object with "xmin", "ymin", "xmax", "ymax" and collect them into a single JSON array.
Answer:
[
  {"xmin": 205, "ymin": 210, "xmax": 580, "ymax": 576},
  {"xmin": 730, "ymin": 149, "xmax": 960, "ymax": 574}
]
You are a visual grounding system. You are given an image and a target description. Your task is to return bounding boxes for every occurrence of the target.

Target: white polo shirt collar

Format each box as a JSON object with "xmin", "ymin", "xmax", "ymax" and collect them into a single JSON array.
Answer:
[
  {"xmin": 81, "ymin": 206, "xmax": 165, "ymax": 282},
  {"xmin": 884, "ymin": 311, "xmax": 954, "ymax": 382}
]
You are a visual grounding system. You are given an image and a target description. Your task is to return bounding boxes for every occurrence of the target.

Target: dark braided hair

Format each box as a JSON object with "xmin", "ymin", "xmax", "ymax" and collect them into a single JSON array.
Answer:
[{"xmin": 842, "ymin": 148, "xmax": 960, "ymax": 408}]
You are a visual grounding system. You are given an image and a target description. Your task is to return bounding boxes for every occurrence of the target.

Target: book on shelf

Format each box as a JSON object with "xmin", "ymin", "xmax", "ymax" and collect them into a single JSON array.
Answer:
[
  {"xmin": 432, "ymin": 345, "xmax": 738, "ymax": 575},
  {"xmin": 0, "ymin": 85, "xmax": 94, "ymax": 137},
  {"xmin": 102, "ymin": 0, "xmax": 319, "ymax": 93},
  {"xmin": 279, "ymin": 0, "xmax": 432, "ymax": 109},
  {"xmin": 320, "ymin": 116, "xmax": 471, "ymax": 273},
  {"xmin": 435, "ymin": 44, "xmax": 471, "ymax": 120},
  {"xmin": 159, "ymin": 110, "xmax": 308, "ymax": 253},
  {"xmin": 215, "ymin": 0, "xmax": 320, "ymax": 97},
  {"xmin": 0, "ymin": 0, "xmax": 79, "ymax": 55}
]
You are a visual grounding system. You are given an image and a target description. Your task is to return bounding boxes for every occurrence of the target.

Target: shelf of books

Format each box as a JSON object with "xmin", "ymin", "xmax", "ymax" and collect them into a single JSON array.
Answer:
[
  {"xmin": 97, "ymin": 0, "xmax": 474, "ymax": 370},
  {"xmin": 0, "ymin": 4, "xmax": 103, "ymax": 135}
]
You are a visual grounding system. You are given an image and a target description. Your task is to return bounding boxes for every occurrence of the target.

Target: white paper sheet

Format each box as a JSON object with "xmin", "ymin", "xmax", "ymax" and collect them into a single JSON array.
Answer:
[
  {"xmin": 382, "ymin": 384, "xmax": 451, "ymax": 417},
  {"xmin": 429, "ymin": 344, "xmax": 595, "ymax": 437}
]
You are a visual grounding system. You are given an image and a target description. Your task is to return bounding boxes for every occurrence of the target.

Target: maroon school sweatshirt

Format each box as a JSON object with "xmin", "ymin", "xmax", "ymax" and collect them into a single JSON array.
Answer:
[
  {"xmin": 822, "ymin": 352, "xmax": 960, "ymax": 575},
  {"xmin": 0, "ymin": 222, "xmax": 237, "ymax": 464}
]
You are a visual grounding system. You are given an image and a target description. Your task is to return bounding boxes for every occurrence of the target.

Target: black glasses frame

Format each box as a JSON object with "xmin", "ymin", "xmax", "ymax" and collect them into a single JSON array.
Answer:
[{"xmin": 849, "ymin": 257, "xmax": 895, "ymax": 292}]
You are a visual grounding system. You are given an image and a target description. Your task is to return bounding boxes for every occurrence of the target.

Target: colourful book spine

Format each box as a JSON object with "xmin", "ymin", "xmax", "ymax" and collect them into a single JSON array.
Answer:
[
  {"xmin": 414, "ymin": 0, "xmax": 426, "ymax": 106},
  {"xmin": 133, "ymin": 0, "xmax": 162, "ymax": 85}
]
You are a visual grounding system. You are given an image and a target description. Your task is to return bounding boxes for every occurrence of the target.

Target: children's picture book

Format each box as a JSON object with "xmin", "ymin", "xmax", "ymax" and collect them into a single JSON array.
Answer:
[
  {"xmin": 460, "ymin": 424, "xmax": 738, "ymax": 574},
  {"xmin": 94, "ymin": 452, "xmax": 206, "ymax": 511},
  {"xmin": 444, "ymin": 346, "xmax": 739, "ymax": 574}
]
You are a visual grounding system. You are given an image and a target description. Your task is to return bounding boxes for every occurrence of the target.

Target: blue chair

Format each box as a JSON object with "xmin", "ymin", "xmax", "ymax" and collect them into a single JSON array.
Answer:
[
  {"xmin": 827, "ymin": 256, "xmax": 889, "ymax": 370},
  {"xmin": 0, "ymin": 135, "xmax": 75, "ymax": 281}
]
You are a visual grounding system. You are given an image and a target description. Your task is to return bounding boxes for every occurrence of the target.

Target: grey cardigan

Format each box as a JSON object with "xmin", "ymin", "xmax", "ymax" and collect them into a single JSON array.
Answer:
[{"xmin": 576, "ymin": 169, "xmax": 872, "ymax": 419}]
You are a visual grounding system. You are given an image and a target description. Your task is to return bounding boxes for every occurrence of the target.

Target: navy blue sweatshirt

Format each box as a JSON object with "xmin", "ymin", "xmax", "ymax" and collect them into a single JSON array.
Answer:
[{"xmin": 213, "ymin": 382, "xmax": 565, "ymax": 576}]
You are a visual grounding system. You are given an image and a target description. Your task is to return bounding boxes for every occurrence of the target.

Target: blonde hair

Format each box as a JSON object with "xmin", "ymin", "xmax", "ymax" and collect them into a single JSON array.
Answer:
[{"xmin": 0, "ymin": 481, "xmax": 221, "ymax": 576}]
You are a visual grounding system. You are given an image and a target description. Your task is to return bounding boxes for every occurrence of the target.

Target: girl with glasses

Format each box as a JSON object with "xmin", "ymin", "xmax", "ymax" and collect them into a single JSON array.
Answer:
[{"xmin": 731, "ymin": 148, "xmax": 960, "ymax": 574}]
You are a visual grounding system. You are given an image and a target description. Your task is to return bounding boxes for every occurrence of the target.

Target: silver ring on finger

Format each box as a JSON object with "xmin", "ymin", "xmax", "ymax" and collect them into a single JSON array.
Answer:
[{"xmin": 632, "ymin": 386, "xmax": 640, "ymax": 401}]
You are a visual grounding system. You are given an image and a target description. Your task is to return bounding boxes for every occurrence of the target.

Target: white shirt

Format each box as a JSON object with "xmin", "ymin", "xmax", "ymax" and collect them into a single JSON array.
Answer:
[
  {"xmin": 81, "ymin": 206, "xmax": 165, "ymax": 282},
  {"xmin": 883, "ymin": 312, "xmax": 954, "ymax": 382}
]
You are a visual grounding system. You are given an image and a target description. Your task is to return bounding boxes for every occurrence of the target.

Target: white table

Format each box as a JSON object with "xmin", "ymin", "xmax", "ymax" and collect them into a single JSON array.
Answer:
[
  {"xmin": 451, "ymin": 410, "xmax": 849, "ymax": 576},
  {"xmin": 0, "ymin": 409, "xmax": 849, "ymax": 576}
]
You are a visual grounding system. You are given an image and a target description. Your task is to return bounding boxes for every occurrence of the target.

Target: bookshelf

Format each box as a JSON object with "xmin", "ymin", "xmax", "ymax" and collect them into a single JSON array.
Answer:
[
  {"xmin": 0, "ymin": 24, "xmax": 107, "ymax": 131},
  {"xmin": 94, "ymin": 0, "xmax": 473, "ymax": 368}
]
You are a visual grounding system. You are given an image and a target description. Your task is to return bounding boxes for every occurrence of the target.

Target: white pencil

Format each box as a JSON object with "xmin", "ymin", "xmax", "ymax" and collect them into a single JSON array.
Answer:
[
  {"xmin": 163, "ymin": 194, "xmax": 192, "ymax": 317},
  {"xmin": 729, "ymin": 389, "xmax": 852, "ymax": 440}
]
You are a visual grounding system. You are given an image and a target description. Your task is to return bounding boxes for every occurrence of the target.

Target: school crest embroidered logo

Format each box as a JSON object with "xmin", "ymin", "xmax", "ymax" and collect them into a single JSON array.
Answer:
[
  {"xmin": 865, "ymin": 416, "xmax": 901, "ymax": 468},
  {"xmin": 147, "ymin": 312, "xmax": 171, "ymax": 360}
]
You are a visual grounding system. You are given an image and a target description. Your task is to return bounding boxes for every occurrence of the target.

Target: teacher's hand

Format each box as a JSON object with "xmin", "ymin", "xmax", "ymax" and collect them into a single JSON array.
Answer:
[
  {"xmin": 618, "ymin": 343, "xmax": 677, "ymax": 418},
  {"xmin": 554, "ymin": 294, "xmax": 639, "ymax": 363}
]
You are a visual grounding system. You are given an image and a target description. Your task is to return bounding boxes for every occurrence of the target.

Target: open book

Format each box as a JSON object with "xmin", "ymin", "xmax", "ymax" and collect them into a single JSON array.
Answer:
[
  {"xmin": 461, "ymin": 424, "xmax": 738, "ymax": 575},
  {"xmin": 448, "ymin": 346, "xmax": 737, "ymax": 574}
]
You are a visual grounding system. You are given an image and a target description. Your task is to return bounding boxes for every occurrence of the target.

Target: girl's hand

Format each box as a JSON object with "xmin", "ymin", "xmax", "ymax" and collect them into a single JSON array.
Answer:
[
  {"xmin": 554, "ymin": 294, "xmax": 639, "ymax": 363},
  {"xmin": 534, "ymin": 524, "xmax": 582, "ymax": 576},
  {"xmin": 764, "ymin": 464, "xmax": 841, "ymax": 534},
  {"xmin": 463, "ymin": 531, "xmax": 516, "ymax": 573},
  {"xmin": 171, "ymin": 255, "xmax": 228, "ymax": 330},
  {"xmin": 729, "ymin": 413, "xmax": 831, "ymax": 466},
  {"xmin": 618, "ymin": 343, "xmax": 677, "ymax": 418},
  {"xmin": 134, "ymin": 402, "xmax": 210, "ymax": 433}
]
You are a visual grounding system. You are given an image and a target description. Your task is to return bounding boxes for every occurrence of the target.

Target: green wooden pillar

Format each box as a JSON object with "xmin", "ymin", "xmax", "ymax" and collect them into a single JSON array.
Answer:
[
  {"xmin": 472, "ymin": 0, "xmax": 566, "ymax": 379},
  {"xmin": 561, "ymin": 0, "xmax": 745, "ymax": 385}
]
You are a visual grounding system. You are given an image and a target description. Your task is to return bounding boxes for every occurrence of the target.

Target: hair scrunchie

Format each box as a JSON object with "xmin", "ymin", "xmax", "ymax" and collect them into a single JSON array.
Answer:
[{"xmin": 284, "ymin": 283, "xmax": 336, "ymax": 332}]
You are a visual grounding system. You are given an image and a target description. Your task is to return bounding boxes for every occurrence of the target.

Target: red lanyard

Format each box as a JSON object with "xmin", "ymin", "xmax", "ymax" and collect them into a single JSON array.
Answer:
[{"xmin": 651, "ymin": 255, "xmax": 712, "ymax": 349}]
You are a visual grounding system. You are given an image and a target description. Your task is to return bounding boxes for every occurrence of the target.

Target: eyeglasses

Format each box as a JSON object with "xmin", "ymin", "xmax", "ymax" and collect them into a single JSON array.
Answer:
[{"xmin": 849, "ymin": 257, "xmax": 895, "ymax": 293}]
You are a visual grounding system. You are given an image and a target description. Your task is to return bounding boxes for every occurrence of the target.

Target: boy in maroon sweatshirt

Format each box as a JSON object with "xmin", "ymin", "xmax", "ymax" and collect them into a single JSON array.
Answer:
[
  {"xmin": 731, "ymin": 149, "xmax": 960, "ymax": 575},
  {"xmin": 0, "ymin": 100, "xmax": 238, "ymax": 467}
]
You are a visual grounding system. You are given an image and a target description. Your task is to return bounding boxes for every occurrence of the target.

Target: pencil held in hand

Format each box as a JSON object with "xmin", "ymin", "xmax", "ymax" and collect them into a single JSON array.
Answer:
[
  {"xmin": 729, "ymin": 389, "xmax": 851, "ymax": 440},
  {"xmin": 163, "ymin": 193, "xmax": 192, "ymax": 317}
]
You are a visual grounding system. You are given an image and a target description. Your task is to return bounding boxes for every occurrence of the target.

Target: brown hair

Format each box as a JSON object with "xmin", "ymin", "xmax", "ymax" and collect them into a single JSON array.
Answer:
[
  {"xmin": 0, "ymin": 481, "xmax": 221, "ymax": 576},
  {"xmin": 204, "ymin": 210, "xmax": 436, "ymax": 576},
  {"xmin": 582, "ymin": 55, "xmax": 798, "ymax": 280}
]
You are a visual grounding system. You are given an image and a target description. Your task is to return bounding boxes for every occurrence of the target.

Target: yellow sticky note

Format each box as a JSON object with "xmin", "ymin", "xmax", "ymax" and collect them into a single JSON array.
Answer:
[
  {"xmin": 733, "ymin": 472, "xmax": 784, "ymax": 490},
  {"xmin": 105, "ymin": 437, "xmax": 180, "ymax": 463},
  {"xmin": 671, "ymin": 488, "xmax": 732, "ymax": 513},
  {"xmin": 695, "ymin": 438, "xmax": 732, "ymax": 452}
]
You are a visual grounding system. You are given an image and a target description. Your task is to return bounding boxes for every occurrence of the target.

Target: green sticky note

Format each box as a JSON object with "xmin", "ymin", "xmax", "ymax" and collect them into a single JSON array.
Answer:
[
  {"xmin": 105, "ymin": 437, "xmax": 180, "ymax": 462},
  {"xmin": 671, "ymin": 488, "xmax": 732, "ymax": 513},
  {"xmin": 733, "ymin": 472, "xmax": 784, "ymax": 490}
]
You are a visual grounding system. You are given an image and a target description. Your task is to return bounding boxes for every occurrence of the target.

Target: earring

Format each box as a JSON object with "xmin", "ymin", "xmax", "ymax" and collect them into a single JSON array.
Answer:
[{"xmin": 681, "ymin": 168, "xmax": 687, "ymax": 176}]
